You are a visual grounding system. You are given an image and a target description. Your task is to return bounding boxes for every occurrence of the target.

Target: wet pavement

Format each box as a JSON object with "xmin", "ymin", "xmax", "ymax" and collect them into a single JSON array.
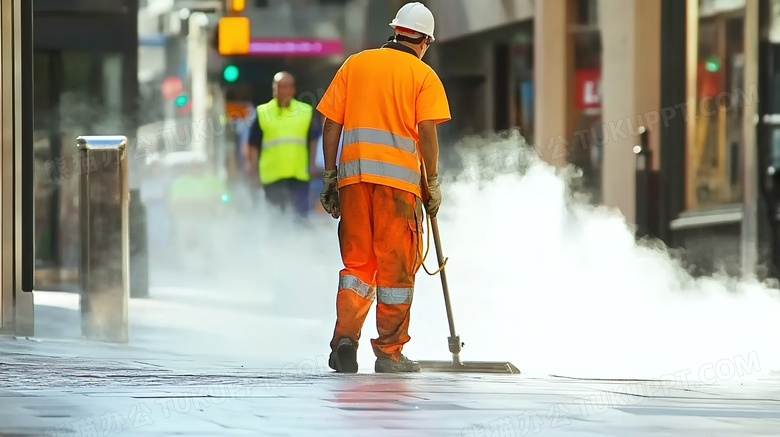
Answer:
[
  {"xmin": 2, "ymin": 286, "xmax": 780, "ymax": 436},
  {"xmin": 2, "ymin": 343, "xmax": 780, "ymax": 436}
]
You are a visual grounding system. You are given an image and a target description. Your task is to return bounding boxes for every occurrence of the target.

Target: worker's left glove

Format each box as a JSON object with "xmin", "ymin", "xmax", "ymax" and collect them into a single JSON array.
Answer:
[
  {"xmin": 320, "ymin": 169, "xmax": 340, "ymax": 219},
  {"xmin": 424, "ymin": 174, "xmax": 442, "ymax": 218}
]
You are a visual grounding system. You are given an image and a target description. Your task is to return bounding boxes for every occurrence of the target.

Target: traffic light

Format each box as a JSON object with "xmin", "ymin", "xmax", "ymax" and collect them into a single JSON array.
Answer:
[
  {"xmin": 174, "ymin": 94, "xmax": 189, "ymax": 107},
  {"xmin": 705, "ymin": 55, "xmax": 720, "ymax": 73},
  {"xmin": 218, "ymin": 16, "xmax": 250, "ymax": 55},
  {"xmin": 223, "ymin": 65, "xmax": 240, "ymax": 83}
]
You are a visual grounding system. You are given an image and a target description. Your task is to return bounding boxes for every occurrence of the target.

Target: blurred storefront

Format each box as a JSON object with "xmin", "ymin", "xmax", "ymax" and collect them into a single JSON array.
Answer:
[
  {"xmin": 424, "ymin": 0, "xmax": 534, "ymax": 146},
  {"xmin": 658, "ymin": 0, "xmax": 760, "ymax": 277},
  {"xmin": 422, "ymin": 0, "xmax": 770, "ymax": 278},
  {"xmin": 568, "ymin": 0, "xmax": 603, "ymax": 201},
  {"xmin": 758, "ymin": 0, "xmax": 780, "ymax": 278},
  {"xmin": 33, "ymin": 0, "xmax": 139, "ymax": 288},
  {"xmin": 425, "ymin": 0, "xmax": 648, "ymax": 207},
  {"xmin": 526, "ymin": 0, "xmax": 764, "ymax": 278},
  {"xmin": 689, "ymin": 0, "xmax": 746, "ymax": 210}
]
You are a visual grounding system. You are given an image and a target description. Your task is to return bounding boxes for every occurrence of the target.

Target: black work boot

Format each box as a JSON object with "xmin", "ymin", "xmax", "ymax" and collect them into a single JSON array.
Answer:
[
  {"xmin": 374, "ymin": 355, "xmax": 422, "ymax": 373},
  {"xmin": 329, "ymin": 338, "xmax": 358, "ymax": 373}
]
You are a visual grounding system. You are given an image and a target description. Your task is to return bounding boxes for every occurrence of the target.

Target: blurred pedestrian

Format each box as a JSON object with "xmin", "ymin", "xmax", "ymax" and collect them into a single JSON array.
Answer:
[
  {"xmin": 317, "ymin": 2, "xmax": 451, "ymax": 373},
  {"xmin": 246, "ymin": 72, "xmax": 319, "ymax": 218},
  {"xmin": 309, "ymin": 128, "xmax": 343, "ymax": 214},
  {"xmin": 236, "ymin": 107, "xmax": 255, "ymax": 180}
]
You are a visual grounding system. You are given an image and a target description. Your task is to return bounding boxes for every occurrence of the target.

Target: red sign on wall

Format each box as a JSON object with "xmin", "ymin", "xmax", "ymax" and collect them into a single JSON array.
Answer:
[{"xmin": 575, "ymin": 69, "xmax": 601, "ymax": 109}]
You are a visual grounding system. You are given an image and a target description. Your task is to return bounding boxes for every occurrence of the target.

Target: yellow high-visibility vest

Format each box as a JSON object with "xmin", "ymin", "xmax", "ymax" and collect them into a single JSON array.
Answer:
[{"xmin": 256, "ymin": 98, "xmax": 312, "ymax": 184}]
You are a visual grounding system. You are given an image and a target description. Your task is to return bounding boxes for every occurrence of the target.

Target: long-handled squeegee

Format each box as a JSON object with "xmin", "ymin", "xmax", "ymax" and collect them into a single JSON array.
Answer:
[{"xmin": 416, "ymin": 174, "xmax": 520, "ymax": 374}]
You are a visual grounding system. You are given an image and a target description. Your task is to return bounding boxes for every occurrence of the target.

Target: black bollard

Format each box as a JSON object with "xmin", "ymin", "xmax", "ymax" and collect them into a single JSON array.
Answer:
[{"xmin": 634, "ymin": 126, "xmax": 651, "ymax": 238}]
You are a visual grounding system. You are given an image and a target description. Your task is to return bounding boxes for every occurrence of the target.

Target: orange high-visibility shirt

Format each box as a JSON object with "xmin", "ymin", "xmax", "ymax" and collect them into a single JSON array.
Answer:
[{"xmin": 316, "ymin": 42, "xmax": 451, "ymax": 198}]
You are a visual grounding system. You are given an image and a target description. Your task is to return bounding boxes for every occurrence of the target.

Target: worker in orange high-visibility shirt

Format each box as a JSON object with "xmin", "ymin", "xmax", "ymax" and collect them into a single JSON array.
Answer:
[{"xmin": 316, "ymin": 2, "xmax": 451, "ymax": 373}]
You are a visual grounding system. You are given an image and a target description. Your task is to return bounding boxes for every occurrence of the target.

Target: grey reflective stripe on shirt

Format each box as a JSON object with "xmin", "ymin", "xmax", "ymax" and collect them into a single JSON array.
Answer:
[
  {"xmin": 377, "ymin": 286, "xmax": 413, "ymax": 305},
  {"xmin": 342, "ymin": 128, "xmax": 417, "ymax": 156},
  {"xmin": 262, "ymin": 137, "xmax": 308, "ymax": 149},
  {"xmin": 339, "ymin": 274, "xmax": 376, "ymax": 300},
  {"xmin": 338, "ymin": 159, "xmax": 421, "ymax": 186}
]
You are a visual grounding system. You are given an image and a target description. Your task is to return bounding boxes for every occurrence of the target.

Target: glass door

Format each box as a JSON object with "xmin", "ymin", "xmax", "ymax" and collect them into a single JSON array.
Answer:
[{"xmin": 34, "ymin": 50, "xmax": 125, "ymax": 272}]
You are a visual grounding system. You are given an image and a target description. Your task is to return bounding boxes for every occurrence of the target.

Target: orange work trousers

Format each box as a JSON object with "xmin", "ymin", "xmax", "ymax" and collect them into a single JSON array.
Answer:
[{"xmin": 330, "ymin": 182, "xmax": 424, "ymax": 361}]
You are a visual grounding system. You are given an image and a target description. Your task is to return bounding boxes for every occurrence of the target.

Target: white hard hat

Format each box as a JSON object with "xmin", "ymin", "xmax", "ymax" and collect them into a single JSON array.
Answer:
[{"xmin": 389, "ymin": 2, "xmax": 435, "ymax": 42}]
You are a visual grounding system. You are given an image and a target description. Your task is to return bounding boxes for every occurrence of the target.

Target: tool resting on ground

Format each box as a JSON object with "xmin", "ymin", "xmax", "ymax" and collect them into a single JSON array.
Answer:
[{"xmin": 416, "ymin": 166, "xmax": 520, "ymax": 374}]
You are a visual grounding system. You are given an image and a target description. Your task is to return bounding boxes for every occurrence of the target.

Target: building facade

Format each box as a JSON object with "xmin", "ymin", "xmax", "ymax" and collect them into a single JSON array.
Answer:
[
  {"xmin": 33, "ymin": 0, "xmax": 140, "ymax": 288},
  {"xmin": 423, "ymin": 0, "xmax": 774, "ymax": 279},
  {"xmin": 1, "ymin": 0, "xmax": 35, "ymax": 335},
  {"xmin": 216, "ymin": 0, "xmax": 366, "ymax": 103},
  {"xmin": 423, "ymin": 0, "xmax": 620, "ymax": 200},
  {"xmin": 423, "ymin": 0, "xmax": 535, "ymax": 148},
  {"xmin": 660, "ymin": 0, "xmax": 762, "ymax": 278}
]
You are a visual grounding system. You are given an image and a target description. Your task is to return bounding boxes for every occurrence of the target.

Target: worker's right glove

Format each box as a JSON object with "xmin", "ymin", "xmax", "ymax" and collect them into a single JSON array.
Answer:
[
  {"xmin": 320, "ymin": 169, "xmax": 341, "ymax": 219},
  {"xmin": 424, "ymin": 174, "xmax": 442, "ymax": 218}
]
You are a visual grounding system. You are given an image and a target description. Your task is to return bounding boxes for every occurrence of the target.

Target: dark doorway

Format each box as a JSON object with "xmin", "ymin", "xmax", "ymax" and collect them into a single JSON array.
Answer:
[{"xmin": 493, "ymin": 43, "xmax": 511, "ymax": 132}]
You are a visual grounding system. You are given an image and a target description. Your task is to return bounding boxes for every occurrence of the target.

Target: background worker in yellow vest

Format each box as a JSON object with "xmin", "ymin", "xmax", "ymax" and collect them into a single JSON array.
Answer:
[{"xmin": 245, "ymin": 72, "xmax": 321, "ymax": 217}]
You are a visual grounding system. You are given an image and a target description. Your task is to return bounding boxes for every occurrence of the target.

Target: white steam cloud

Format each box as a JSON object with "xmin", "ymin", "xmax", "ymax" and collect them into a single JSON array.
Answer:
[{"xmin": 43, "ymin": 128, "xmax": 780, "ymax": 380}]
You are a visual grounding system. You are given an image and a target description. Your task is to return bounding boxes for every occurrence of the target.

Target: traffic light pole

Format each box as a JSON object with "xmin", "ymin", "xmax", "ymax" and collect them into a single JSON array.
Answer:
[
  {"xmin": 188, "ymin": 12, "xmax": 209, "ymax": 155},
  {"xmin": 164, "ymin": 94, "xmax": 175, "ymax": 135},
  {"xmin": 741, "ymin": 0, "xmax": 759, "ymax": 279}
]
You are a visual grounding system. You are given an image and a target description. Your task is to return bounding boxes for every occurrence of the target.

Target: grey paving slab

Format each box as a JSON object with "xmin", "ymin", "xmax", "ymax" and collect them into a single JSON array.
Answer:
[
  {"xmin": 3, "ymin": 349, "xmax": 780, "ymax": 437},
  {"xmin": 3, "ymin": 287, "xmax": 779, "ymax": 436}
]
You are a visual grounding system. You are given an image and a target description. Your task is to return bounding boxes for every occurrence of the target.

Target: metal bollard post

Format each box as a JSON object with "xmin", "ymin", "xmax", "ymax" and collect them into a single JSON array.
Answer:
[
  {"xmin": 78, "ymin": 135, "xmax": 130, "ymax": 343},
  {"xmin": 633, "ymin": 126, "xmax": 650, "ymax": 238}
]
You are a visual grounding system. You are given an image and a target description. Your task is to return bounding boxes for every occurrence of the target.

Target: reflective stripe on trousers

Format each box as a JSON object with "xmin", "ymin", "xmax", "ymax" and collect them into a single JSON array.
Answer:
[
  {"xmin": 342, "ymin": 127, "xmax": 417, "ymax": 156},
  {"xmin": 338, "ymin": 159, "xmax": 421, "ymax": 187},
  {"xmin": 339, "ymin": 274, "xmax": 376, "ymax": 301},
  {"xmin": 377, "ymin": 286, "xmax": 413, "ymax": 305}
]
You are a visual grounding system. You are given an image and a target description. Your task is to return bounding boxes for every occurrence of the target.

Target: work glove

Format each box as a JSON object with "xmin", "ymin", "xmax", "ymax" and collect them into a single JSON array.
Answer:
[
  {"xmin": 424, "ymin": 174, "xmax": 442, "ymax": 218},
  {"xmin": 320, "ymin": 169, "xmax": 340, "ymax": 219}
]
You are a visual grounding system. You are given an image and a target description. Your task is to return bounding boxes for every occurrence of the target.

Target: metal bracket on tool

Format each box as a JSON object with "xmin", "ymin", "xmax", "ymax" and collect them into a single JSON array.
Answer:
[{"xmin": 448, "ymin": 335, "xmax": 463, "ymax": 355}]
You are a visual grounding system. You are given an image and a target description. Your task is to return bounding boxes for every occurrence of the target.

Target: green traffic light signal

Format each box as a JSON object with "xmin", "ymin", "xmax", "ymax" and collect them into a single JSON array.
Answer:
[
  {"xmin": 705, "ymin": 55, "xmax": 720, "ymax": 73},
  {"xmin": 223, "ymin": 65, "xmax": 239, "ymax": 83},
  {"xmin": 174, "ymin": 94, "xmax": 188, "ymax": 107}
]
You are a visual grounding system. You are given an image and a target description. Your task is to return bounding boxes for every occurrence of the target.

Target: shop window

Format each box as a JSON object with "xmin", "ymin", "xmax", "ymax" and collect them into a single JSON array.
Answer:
[
  {"xmin": 33, "ymin": 51, "xmax": 54, "ymax": 264},
  {"xmin": 33, "ymin": 51, "xmax": 126, "ymax": 267},
  {"xmin": 570, "ymin": 13, "xmax": 603, "ymax": 201},
  {"xmin": 688, "ymin": 14, "xmax": 744, "ymax": 209}
]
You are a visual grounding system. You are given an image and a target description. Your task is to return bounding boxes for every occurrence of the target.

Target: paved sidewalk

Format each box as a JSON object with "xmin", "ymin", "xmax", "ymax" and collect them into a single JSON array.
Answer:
[
  {"xmin": 2, "ymin": 344, "xmax": 780, "ymax": 436},
  {"xmin": 2, "ymin": 284, "xmax": 779, "ymax": 436}
]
